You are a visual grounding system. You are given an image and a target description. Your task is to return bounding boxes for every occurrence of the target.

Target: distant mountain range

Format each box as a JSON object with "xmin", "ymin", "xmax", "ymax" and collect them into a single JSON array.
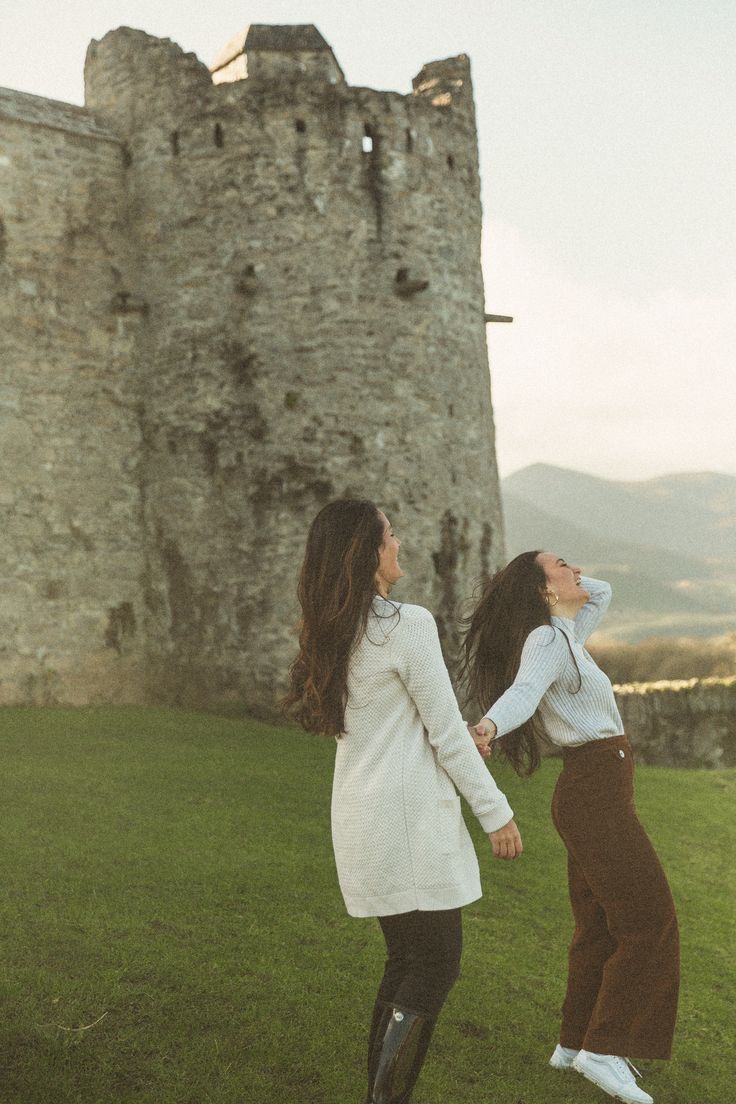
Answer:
[{"xmin": 501, "ymin": 464, "xmax": 736, "ymax": 640}]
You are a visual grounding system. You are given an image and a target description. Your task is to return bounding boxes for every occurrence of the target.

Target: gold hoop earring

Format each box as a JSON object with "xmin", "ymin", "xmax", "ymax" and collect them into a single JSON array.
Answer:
[{"xmin": 545, "ymin": 590, "xmax": 559, "ymax": 607}]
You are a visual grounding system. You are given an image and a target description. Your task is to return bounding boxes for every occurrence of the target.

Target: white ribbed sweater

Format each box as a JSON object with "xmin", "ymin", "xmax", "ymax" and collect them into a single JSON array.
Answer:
[
  {"xmin": 332, "ymin": 600, "xmax": 513, "ymax": 918},
  {"xmin": 484, "ymin": 578, "xmax": 624, "ymax": 746}
]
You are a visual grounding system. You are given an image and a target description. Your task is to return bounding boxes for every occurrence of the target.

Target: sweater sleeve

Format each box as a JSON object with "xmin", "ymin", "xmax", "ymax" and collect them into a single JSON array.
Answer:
[
  {"xmin": 574, "ymin": 577, "xmax": 612, "ymax": 643},
  {"xmin": 396, "ymin": 608, "xmax": 514, "ymax": 834},
  {"xmin": 484, "ymin": 625, "xmax": 568, "ymax": 737}
]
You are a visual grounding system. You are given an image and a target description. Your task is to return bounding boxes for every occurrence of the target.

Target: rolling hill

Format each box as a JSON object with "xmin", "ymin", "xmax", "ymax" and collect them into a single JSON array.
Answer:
[{"xmin": 502, "ymin": 464, "xmax": 736, "ymax": 640}]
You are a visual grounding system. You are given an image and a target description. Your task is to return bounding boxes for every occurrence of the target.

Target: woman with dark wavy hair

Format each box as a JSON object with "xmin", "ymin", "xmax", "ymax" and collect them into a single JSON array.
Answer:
[
  {"xmin": 463, "ymin": 551, "xmax": 679, "ymax": 1104},
  {"xmin": 285, "ymin": 498, "xmax": 521, "ymax": 1104}
]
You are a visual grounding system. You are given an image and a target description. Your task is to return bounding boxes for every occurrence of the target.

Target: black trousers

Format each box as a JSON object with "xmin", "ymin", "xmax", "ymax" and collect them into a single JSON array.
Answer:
[
  {"xmin": 364, "ymin": 909, "xmax": 463, "ymax": 1101},
  {"xmin": 376, "ymin": 907, "xmax": 463, "ymax": 1020}
]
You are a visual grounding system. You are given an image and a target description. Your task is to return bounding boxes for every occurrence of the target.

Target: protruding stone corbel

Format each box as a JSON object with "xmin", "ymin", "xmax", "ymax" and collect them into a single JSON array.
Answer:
[{"xmin": 394, "ymin": 268, "xmax": 429, "ymax": 298}]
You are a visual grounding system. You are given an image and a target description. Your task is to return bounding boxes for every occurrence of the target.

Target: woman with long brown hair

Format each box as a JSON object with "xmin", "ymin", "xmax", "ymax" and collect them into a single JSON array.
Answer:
[
  {"xmin": 285, "ymin": 498, "xmax": 521, "ymax": 1104},
  {"xmin": 463, "ymin": 550, "xmax": 679, "ymax": 1104}
]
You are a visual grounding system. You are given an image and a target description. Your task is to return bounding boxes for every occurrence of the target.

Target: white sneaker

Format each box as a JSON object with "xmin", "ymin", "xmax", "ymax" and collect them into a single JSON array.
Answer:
[
  {"xmin": 572, "ymin": 1050, "xmax": 653, "ymax": 1104},
  {"xmin": 549, "ymin": 1044, "xmax": 579, "ymax": 1069}
]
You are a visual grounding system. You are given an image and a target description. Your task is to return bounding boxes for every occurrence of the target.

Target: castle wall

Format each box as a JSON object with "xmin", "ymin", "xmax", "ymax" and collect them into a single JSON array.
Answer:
[
  {"xmin": 0, "ymin": 26, "xmax": 505, "ymax": 714},
  {"xmin": 0, "ymin": 90, "xmax": 147, "ymax": 703},
  {"xmin": 83, "ymin": 31, "xmax": 504, "ymax": 712}
]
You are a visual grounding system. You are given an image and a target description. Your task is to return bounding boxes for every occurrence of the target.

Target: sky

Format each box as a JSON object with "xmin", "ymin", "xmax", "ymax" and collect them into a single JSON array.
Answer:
[{"xmin": 1, "ymin": 0, "xmax": 734, "ymax": 481}]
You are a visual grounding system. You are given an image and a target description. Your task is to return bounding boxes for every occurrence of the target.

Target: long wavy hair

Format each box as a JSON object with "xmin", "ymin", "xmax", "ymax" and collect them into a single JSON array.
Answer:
[
  {"xmin": 460, "ymin": 550, "xmax": 555, "ymax": 777},
  {"xmin": 283, "ymin": 498, "xmax": 386, "ymax": 737}
]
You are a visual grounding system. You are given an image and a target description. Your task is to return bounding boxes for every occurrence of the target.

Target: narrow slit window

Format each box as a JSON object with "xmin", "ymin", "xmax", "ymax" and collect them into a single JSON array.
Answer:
[
  {"xmin": 447, "ymin": 154, "xmax": 455, "ymax": 170},
  {"xmin": 405, "ymin": 129, "xmax": 414, "ymax": 153},
  {"xmin": 362, "ymin": 123, "xmax": 375, "ymax": 154},
  {"xmin": 170, "ymin": 131, "xmax": 180, "ymax": 156},
  {"xmin": 214, "ymin": 123, "xmax": 224, "ymax": 148},
  {"xmin": 295, "ymin": 119, "xmax": 307, "ymax": 133}
]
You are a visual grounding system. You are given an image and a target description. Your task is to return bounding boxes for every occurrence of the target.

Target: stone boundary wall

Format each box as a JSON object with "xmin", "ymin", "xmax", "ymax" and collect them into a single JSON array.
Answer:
[{"xmin": 613, "ymin": 677, "xmax": 736, "ymax": 768}]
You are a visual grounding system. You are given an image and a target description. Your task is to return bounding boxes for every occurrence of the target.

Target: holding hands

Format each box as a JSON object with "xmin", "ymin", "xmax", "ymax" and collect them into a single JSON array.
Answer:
[
  {"xmin": 470, "ymin": 717, "xmax": 497, "ymax": 758},
  {"xmin": 465, "ymin": 719, "xmax": 522, "ymax": 858}
]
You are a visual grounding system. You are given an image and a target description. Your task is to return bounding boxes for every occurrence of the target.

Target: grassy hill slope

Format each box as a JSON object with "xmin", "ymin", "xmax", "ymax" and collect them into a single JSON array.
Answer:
[{"xmin": 0, "ymin": 707, "xmax": 732, "ymax": 1103}]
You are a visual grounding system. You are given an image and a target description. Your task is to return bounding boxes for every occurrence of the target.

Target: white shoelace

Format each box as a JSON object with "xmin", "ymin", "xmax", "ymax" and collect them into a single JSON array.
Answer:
[{"xmin": 609, "ymin": 1055, "xmax": 642, "ymax": 1082}]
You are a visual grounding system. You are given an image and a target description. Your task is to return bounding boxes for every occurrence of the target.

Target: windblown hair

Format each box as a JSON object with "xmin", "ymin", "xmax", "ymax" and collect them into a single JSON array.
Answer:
[
  {"xmin": 460, "ymin": 550, "xmax": 554, "ymax": 777},
  {"xmin": 283, "ymin": 498, "xmax": 385, "ymax": 737}
]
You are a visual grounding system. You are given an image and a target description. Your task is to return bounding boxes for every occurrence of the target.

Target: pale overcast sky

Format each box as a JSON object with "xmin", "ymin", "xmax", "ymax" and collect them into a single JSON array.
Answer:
[{"xmin": 2, "ymin": 0, "xmax": 734, "ymax": 480}]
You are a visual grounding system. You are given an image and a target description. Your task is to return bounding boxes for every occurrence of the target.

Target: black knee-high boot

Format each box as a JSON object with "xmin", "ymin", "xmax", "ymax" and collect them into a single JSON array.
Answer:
[
  {"xmin": 368, "ymin": 1006, "xmax": 436, "ymax": 1104},
  {"xmin": 365, "ymin": 1001, "xmax": 393, "ymax": 1103}
]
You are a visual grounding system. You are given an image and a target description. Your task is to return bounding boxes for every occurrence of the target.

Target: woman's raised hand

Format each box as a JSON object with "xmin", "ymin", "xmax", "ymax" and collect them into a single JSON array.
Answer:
[{"xmin": 489, "ymin": 818, "xmax": 523, "ymax": 859}]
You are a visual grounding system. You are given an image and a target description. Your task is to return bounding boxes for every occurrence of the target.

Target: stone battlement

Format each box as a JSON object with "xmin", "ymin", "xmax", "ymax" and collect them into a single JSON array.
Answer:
[{"xmin": 0, "ymin": 86, "xmax": 118, "ymax": 141}]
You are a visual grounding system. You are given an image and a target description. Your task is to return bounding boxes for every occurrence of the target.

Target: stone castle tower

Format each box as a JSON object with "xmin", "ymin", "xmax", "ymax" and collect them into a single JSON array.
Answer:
[{"xmin": 0, "ymin": 24, "xmax": 504, "ymax": 712}]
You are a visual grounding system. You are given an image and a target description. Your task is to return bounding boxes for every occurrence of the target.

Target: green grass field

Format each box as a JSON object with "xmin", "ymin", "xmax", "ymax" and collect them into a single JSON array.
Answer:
[{"xmin": 0, "ymin": 707, "xmax": 732, "ymax": 1103}]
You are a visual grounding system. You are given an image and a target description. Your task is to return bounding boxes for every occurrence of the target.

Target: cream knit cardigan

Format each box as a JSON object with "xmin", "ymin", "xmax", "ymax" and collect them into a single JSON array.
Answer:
[{"xmin": 331, "ymin": 599, "xmax": 513, "ymax": 918}]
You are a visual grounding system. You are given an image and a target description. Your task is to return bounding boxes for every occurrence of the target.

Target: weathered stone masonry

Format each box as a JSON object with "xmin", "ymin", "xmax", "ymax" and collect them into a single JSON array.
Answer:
[
  {"xmin": 0, "ymin": 24, "xmax": 505, "ymax": 712},
  {"xmin": 614, "ymin": 678, "xmax": 736, "ymax": 769}
]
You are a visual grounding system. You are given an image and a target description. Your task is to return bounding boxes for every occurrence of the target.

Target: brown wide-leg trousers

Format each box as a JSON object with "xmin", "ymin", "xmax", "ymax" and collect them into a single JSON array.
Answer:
[{"xmin": 551, "ymin": 735, "xmax": 680, "ymax": 1059}]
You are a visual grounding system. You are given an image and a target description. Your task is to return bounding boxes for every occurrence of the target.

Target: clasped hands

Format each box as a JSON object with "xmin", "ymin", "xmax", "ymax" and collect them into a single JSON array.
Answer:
[
  {"xmin": 466, "ymin": 717, "xmax": 497, "ymax": 759},
  {"xmin": 465, "ymin": 718, "xmax": 522, "ymax": 859}
]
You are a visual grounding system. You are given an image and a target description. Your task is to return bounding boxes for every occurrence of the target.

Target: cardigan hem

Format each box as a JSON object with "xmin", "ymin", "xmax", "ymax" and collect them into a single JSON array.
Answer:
[{"xmin": 343, "ymin": 879, "xmax": 482, "ymax": 918}]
